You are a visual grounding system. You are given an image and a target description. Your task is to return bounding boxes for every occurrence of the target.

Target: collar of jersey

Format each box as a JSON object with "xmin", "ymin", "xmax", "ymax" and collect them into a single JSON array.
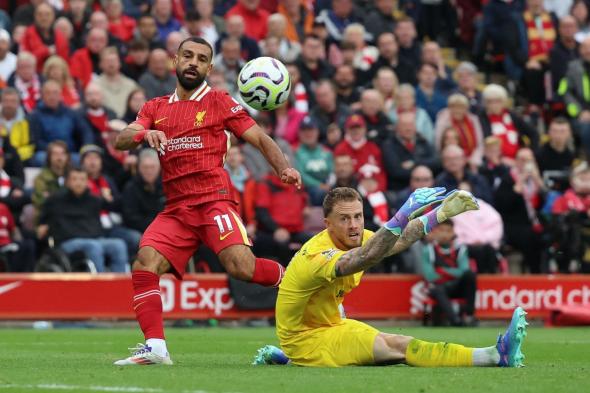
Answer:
[{"xmin": 169, "ymin": 82, "xmax": 211, "ymax": 103}]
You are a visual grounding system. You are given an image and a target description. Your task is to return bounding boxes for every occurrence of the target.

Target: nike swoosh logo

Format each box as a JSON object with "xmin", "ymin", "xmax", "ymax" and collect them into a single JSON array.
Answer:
[
  {"xmin": 219, "ymin": 231, "xmax": 234, "ymax": 241},
  {"xmin": 154, "ymin": 117, "xmax": 167, "ymax": 125},
  {"xmin": 0, "ymin": 281, "xmax": 22, "ymax": 295}
]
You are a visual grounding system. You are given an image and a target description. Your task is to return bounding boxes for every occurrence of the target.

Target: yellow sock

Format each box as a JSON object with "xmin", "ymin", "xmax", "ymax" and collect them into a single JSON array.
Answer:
[{"xmin": 405, "ymin": 339, "xmax": 474, "ymax": 367}]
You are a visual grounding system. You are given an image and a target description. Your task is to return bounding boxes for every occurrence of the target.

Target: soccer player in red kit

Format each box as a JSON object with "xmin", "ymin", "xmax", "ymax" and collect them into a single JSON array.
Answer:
[{"xmin": 113, "ymin": 37, "xmax": 302, "ymax": 365}]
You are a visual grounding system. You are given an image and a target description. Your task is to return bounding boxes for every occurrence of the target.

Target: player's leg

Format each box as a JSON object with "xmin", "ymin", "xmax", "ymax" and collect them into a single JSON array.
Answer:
[
  {"xmin": 202, "ymin": 201, "xmax": 284, "ymax": 286},
  {"xmin": 114, "ymin": 246, "xmax": 174, "ymax": 366},
  {"xmin": 373, "ymin": 307, "xmax": 528, "ymax": 367},
  {"xmin": 115, "ymin": 208, "xmax": 199, "ymax": 366}
]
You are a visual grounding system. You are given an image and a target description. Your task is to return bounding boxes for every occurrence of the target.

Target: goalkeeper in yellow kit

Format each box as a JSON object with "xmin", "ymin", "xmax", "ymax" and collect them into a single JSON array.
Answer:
[{"xmin": 253, "ymin": 187, "xmax": 528, "ymax": 368}]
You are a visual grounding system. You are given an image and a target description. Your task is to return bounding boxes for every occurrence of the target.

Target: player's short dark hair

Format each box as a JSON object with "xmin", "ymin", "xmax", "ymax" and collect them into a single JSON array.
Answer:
[
  {"xmin": 323, "ymin": 187, "xmax": 363, "ymax": 217},
  {"xmin": 177, "ymin": 36, "xmax": 214, "ymax": 59}
]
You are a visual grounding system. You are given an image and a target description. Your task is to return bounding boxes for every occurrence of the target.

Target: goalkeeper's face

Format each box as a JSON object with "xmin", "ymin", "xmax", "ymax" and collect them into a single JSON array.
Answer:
[{"xmin": 325, "ymin": 200, "xmax": 364, "ymax": 250}]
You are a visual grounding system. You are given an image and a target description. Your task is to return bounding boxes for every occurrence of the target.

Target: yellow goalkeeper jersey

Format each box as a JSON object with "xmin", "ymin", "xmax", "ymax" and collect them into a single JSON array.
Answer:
[{"xmin": 275, "ymin": 228, "xmax": 374, "ymax": 341}]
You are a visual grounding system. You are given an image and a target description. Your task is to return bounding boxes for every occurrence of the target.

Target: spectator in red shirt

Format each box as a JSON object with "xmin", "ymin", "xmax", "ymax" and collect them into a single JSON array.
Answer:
[
  {"xmin": 334, "ymin": 114, "xmax": 388, "ymax": 191},
  {"xmin": 70, "ymin": 28, "xmax": 109, "ymax": 89},
  {"xmin": 253, "ymin": 171, "xmax": 312, "ymax": 266},
  {"xmin": 105, "ymin": 0, "xmax": 137, "ymax": 43},
  {"xmin": 226, "ymin": 0, "xmax": 270, "ymax": 41},
  {"xmin": 20, "ymin": 2, "xmax": 69, "ymax": 73}
]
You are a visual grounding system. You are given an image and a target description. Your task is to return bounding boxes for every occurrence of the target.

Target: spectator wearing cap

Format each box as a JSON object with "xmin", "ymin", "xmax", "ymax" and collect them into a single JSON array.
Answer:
[
  {"xmin": 135, "ymin": 14, "xmax": 165, "ymax": 50},
  {"xmin": 0, "ymin": 88, "xmax": 34, "ymax": 163},
  {"xmin": 69, "ymin": 28, "xmax": 110, "ymax": 89},
  {"xmin": 122, "ymin": 148, "xmax": 165, "ymax": 233},
  {"xmin": 382, "ymin": 111, "xmax": 439, "ymax": 191},
  {"xmin": 153, "ymin": 0, "xmax": 182, "ymax": 43},
  {"xmin": 358, "ymin": 89, "xmax": 395, "ymax": 144},
  {"xmin": 226, "ymin": 0, "xmax": 270, "ymax": 41},
  {"xmin": 334, "ymin": 114, "xmax": 388, "ymax": 191},
  {"xmin": 278, "ymin": 0, "xmax": 315, "ymax": 43},
  {"xmin": 309, "ymin": 80, "xmax": 350, "ymax": 142},
  {"xmin": 37, "ymin": 167, "xmax": 128, "ymax": 273},
  {"xmin": 295, "ymin": 35, "xmax": 335, "ymax": 101},
  {"xmin": 139, "ymin": 49, "xmax": 176, "ymax": 99},
  {"xmin": 394, "ymin": 18, "xmax": 421, "ymax": 71},
  {"xmin": 122, "ymin": 39, "xmax": 150, "ymax": 81},
  {"xmin": 81, "ymin": 144, "xmax": 141, "ymax": 260},
  {"xmin": 32, "ymin": 141, "xmax": 70, "ymax": 217},
  {"xmin": 416, "ymin": 63, "xmax": 449, "ymax": 124},
  {"xmin": 105, "ymin": 0, "xmax": 137, "ymax": 43},
  {"xmin": 0, "ymin": 29, "xmax": 15, "ymax": 85},
  {"xmin": 29, "ymin": 80, "xmax": 94, "ymax": 166},
  {"xmin": 7, "ymin": 52, "xmax": 42, "ymax": 114},
  {"xmin": 452, "ymin": 62, "xmax": 483, "ymax": 114},
  {"xmin": 295, "ymin": 116, "xmax": 333, "ymax": 206},
  {"xmin": 549, "ymin": 16, "xmax": 579, "ymax": 95},
  {"xmin": 436, "ymin": 145, "xmax": 493, "ymax": 204},
  {"xmin": 96, "ymin": 47, "xmax": 139, "ymax": 118},
  {"xmin": 20, "ymin": 2, "xmax": 69, "ymax": 73},
  {"xmin": 434, "ymin": 94, "xmax": 485, "ymax": 169},
  {"xmin": 215, "ymin": 15, "xmax": 262, "ymax": 62},
  {"xmin": 363, "ymin": 32, "xmax": 416, "ymax": 86}
]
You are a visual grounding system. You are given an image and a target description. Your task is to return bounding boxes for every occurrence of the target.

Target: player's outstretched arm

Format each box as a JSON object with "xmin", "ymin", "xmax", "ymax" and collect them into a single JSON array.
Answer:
[
  {"xmin": 241, "ymin": 125, "xmax": 302, "ymax": 188},
  {"xmin": 115, "ymin": 123, "xmax": 168, "ymax": 153},
  {"xmin": 335, "ymin": 187, "xmax": 448, "ymax": 277},
  {"xmin": 335, "ymin": 227, "xmax": 399, "ymax": 276}
]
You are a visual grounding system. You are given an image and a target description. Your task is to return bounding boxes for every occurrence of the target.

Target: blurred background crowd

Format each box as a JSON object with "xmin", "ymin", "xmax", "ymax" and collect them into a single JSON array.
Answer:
[{"xmin": 0, "ymin": 0, "xmax": 589, "ymax": 285}]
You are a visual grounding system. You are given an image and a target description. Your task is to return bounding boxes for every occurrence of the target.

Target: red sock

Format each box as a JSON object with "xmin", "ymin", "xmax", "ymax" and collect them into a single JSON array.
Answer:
[
  {"xmin": 132, "ymin": 271, "xmax": 165, "ymax": 340},
  {"xmin": 251, "ymin": 258, "xmax": 285, "ymax": 287}
]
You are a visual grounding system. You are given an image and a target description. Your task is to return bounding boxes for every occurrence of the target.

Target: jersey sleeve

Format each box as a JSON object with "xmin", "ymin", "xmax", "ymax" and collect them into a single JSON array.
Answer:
[
  {"xmin": 220, "ymin": 92, "xmax": 256, "ymax": 138},
  {"xmin": 134, "ymin": 99, "xmax": 156, "ymax": 129},
  {"xmin": 307, "ymin": 248, "xmax": 347, "ymax": 284}
]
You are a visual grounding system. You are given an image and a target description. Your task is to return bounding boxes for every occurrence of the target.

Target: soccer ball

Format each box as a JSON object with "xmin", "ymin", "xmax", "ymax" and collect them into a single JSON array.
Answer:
[{"xmin": 237, "ymin": 57, "xmax": 291, "ymax": 111}]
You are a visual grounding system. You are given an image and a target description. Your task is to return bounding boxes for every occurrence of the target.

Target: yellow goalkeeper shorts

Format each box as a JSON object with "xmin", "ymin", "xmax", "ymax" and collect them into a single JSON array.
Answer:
[{"xmin": 280, "ymin": 319, "xmax": 379, "ymax": 367}]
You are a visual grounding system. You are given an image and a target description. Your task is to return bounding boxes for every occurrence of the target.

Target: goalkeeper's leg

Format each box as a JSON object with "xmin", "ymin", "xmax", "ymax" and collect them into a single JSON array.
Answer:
[{"xmin": 372, "ymin": 307, "xmax": 528, "ymax": 368}]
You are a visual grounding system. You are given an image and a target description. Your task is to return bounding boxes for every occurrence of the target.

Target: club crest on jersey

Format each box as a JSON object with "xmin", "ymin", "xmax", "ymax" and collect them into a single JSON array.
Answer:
[{"xmin": 194, "ymin": 111, "xmax": 207, "ymax": 127}]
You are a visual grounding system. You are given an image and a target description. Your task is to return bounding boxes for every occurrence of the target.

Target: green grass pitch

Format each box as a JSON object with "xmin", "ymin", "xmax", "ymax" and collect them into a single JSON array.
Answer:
[{"xmin": 0, "ymin": 326, "xmax": 587, "ymax": 393}]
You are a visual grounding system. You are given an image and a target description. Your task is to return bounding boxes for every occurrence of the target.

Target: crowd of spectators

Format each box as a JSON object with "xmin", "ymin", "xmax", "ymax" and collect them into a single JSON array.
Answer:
[{"xmin": 0, "ymin": 0, "xmax": 589, "ymax": 277}]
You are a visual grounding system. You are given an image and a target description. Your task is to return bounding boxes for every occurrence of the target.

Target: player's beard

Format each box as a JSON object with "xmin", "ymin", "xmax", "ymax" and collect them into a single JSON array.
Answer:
[{"xmin": 176, "ymin": 66, "xmax": 206, "ymax": 91}]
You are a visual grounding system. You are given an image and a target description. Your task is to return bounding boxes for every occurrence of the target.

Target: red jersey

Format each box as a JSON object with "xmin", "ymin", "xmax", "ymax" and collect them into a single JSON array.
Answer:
[
  {"xmin": 0, "ymin": 203, "xmax": 14, "ymax": 246},
  {"xmin": 134, "ymin": 82, "xmax": 256, "ymax": 207}
]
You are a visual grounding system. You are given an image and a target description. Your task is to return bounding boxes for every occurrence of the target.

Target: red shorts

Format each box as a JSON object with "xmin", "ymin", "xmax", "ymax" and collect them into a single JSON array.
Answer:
[{"xmin": 140, "ymin": 200, "xmax": 251, "ymax": 279}]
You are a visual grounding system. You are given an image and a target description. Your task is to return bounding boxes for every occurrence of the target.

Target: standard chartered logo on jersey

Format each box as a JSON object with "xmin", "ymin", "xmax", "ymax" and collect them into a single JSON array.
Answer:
[{"xmin": 166, "ymin": 136, "xmax": 204, "ymax": 152}]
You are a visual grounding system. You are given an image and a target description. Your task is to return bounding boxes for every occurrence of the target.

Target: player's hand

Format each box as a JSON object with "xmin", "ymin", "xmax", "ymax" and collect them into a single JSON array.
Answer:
[
  {"xmin": 281, "ymin": 168, "xmax": 302, "ymax": 189},
  {"xmin": 402, "ymin": 187, "xmax": 448, "ymax": 220},
  {"xmin": 145, "ymin": 130, "xmax": 167, "ymax": 155}
]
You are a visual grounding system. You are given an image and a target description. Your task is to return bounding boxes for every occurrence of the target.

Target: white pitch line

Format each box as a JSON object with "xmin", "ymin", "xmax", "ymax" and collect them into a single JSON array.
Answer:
[{"xmin": 0, "ymin": 384, "xmax": 240, "ymax": 393}]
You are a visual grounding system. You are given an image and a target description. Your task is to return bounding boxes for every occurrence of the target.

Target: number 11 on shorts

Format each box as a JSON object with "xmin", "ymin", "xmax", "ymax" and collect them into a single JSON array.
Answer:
[{"xmin": 214, "ymin": 214, "xmax": 233, "ymax": 233}]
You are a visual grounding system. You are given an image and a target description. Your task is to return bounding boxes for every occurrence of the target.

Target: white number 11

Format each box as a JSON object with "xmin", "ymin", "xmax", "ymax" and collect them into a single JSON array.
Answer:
[{"xmin": 213, "ymin": 214, "xmax": 233, "ymax": 233}]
